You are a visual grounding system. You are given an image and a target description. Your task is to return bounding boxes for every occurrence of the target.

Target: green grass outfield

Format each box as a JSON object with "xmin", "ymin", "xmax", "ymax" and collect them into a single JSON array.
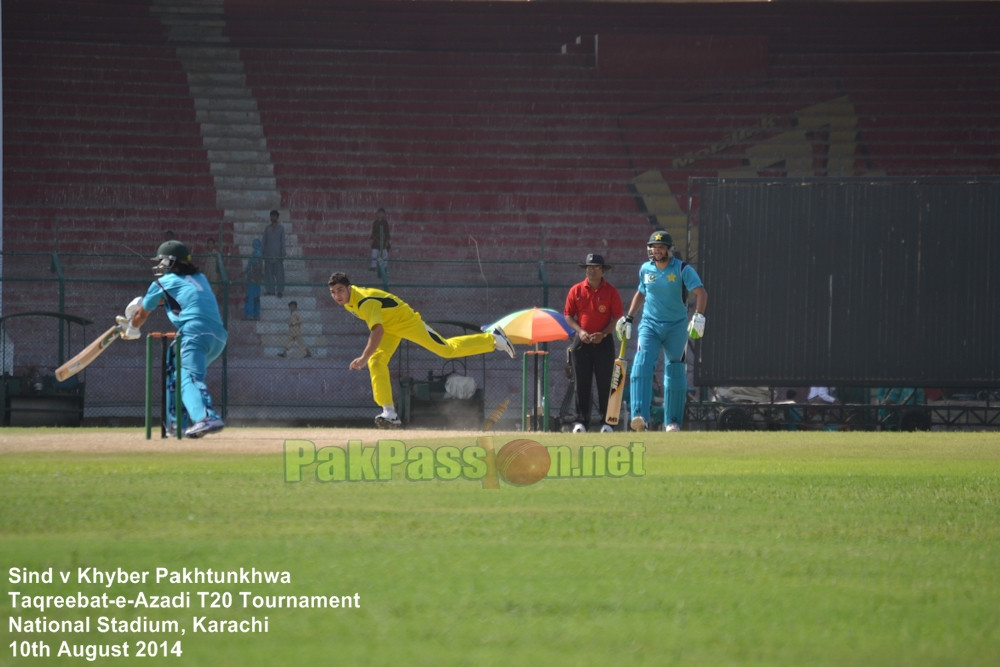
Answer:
[{"xmin": 2, "ymin": 429, "xmax": 999, "ymax": 666}]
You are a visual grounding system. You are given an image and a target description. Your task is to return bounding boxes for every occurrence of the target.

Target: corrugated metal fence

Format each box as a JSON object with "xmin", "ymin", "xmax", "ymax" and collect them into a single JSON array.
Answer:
[{"xmin": 696, "ymin": 177, "xmax": 1000, "ymax": 388}]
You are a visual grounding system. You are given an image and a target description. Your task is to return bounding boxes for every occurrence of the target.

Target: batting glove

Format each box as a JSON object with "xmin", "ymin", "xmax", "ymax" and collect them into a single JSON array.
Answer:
[
  {"xmin": 615, "ymin": 315, "xmax": 633, "ymax": 341},
  {"xmin": 115, "ymin": 315, "xmax": 142, "ymax": 341},
  {"xmin": 124, "ymin": 296, "xmax": 143, "ymax": 320},
  {"xmin": 687, "ymin": 313, "xmax": 706, "ymax": 339}
]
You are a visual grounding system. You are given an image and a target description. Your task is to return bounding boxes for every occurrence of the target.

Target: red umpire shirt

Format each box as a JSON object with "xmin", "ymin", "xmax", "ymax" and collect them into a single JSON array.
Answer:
[{"xmin": 564, "ymin": 276, "xmax": 623, "ymax": 334}]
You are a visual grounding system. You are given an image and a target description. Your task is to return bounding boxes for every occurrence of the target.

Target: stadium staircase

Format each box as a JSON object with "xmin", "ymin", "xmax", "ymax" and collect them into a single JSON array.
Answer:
[{"xmin": 150, "ymin": 0, "xmax": 328, "ymax": 358}]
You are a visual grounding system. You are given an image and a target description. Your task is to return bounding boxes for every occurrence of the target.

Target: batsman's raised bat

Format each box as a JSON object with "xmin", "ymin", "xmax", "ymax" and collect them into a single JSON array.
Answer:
[
  {"xmin": 605, "ymin": 335, "xmax": 628, "ymax": 425},
  {"xmin": 55, "ymin": 324, "xmax": 123, "ymax": 382}
]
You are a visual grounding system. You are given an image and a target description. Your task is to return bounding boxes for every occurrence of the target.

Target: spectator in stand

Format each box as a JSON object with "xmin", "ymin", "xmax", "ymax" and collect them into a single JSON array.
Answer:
[
  {"xmin": 262, "ymin": 209, "xmax": 286, "ymax": 297},
  {"xmin": 369, "ymin": 207, "xmax": 391, "ymax": 274},
  {"xmin": 201, "ymin": 237, "xmax": 222, "ymax": 303},
  {"xmin": 278, "ymin": 300, "xmax": 312, "ymax": 358},
  {"xmin": 243, "ymin": 238, "xmax": 264, "ymax": 320}
]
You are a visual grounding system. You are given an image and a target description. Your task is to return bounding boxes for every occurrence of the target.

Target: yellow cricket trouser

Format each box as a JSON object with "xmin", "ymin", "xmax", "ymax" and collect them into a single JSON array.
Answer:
[{"xmin": 368, "ymin": 318, "xmax": 495, "ymax": 406}]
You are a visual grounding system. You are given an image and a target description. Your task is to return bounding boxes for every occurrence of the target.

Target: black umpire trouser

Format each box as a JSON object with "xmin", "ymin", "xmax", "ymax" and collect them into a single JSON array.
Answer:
[{"xmin": 570, "ymin": 335, "xmax": 615, "ymax": 427}]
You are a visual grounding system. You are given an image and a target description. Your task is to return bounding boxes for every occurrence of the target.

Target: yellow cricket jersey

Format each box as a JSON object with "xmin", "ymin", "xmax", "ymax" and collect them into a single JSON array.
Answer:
[{"xmin": 343, "ymin": 285, "xmax": 418, "ymax": 330}]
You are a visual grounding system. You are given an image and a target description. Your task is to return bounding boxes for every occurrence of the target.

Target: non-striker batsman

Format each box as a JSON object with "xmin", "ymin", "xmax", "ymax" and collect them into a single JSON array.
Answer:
[
  {"xmin": 117, "ymin": 240, "xmax": 228, "ymax": 438},
  {"xmin": 617, "ymin": 231, "xmax": 707, "ymax": 432}
]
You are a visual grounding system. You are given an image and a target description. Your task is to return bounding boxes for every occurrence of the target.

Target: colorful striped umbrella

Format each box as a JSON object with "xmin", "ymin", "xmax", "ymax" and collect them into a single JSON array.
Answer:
[
  {"xmin": 485, "ymin": 307, "xmax": 574, "ymax": 431},
  {"xmin": 485, "ymin": 307, "xmax": 574, "ymax": 345}
]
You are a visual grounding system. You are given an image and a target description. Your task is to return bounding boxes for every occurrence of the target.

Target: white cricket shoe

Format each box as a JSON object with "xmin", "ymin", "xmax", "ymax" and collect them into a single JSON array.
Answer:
[
  {"xmin": 184, "ymin": 416, "xmax": 225, "ymax": 438},
  {"xmin": 375, "ymin": 410, "xmax": 402, "ymax": 429},
  {"xmin": 664, "ymin": 422, "xmax": 681, "ymax": 432},
  {"xmin": 492, "ymin": 327, "xmax": 515, "ymax": 358},
  {"xmin": 600, "ymin": 424, "xmax": 614, "ymax": 433},
  {"xmin": 630, "ymin": 416, "xmax": 647, "ymax": 432},
  {"xmin": 572, "ymin": 422, "xmax": 586, "ymax": 433}
]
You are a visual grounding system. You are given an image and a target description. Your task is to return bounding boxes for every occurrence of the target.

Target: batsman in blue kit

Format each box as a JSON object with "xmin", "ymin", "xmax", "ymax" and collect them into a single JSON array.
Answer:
[
  {"xmin": 616, "ymin": 231, "xmax": 708, "ymax": 432},
  {"xmin": 118, "ymin": 240, "xmax": 228, "ymax": 438}
]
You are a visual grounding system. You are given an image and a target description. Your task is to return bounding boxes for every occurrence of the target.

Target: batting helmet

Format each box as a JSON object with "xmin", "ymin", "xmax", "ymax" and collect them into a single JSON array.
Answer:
[
  {"xmin": 647, "ymin": 230, "xmax": 673, "ymax": 247},
  {"xmin": 646, "ymin": 230, "xmax": 674, "ymax": 262},
  {"xmin": 151, "ymin": 240, "xmax": 192, "ymax": 275}
]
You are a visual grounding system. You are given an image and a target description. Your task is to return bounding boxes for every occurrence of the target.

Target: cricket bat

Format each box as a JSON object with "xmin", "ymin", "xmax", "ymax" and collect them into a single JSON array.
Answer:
[
  {"xmin": 55, "ymin": 324, "xmax": 123, "ymax": 382},
  {"xmin": 605, "ymin": 336, "xmax": 628, "ymax": 425}
]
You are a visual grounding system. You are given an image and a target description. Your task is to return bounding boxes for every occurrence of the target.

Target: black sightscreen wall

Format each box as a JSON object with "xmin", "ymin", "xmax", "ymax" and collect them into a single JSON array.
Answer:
[{"xmin": 695, "ymin": 178, "xmax": 999, "ymax": 387}]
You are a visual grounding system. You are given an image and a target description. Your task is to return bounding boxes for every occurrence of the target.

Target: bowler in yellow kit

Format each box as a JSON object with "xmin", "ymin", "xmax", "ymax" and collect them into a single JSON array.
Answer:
[{"xmin": 328, "ymin": 272, "xmax": 516, "ymax": 428}]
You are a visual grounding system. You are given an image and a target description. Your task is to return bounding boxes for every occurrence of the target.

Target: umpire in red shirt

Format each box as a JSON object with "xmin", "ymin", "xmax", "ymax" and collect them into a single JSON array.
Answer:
[{"xmin": 564, "ymin": 253, "xmax": 624, "ymax": 433}]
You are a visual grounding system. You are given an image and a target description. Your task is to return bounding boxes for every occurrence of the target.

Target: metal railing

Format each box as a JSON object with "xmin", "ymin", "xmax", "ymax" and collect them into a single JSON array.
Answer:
[
  {"xmin": 1, "ymin": 250, "xmax": 592, "ymax": 430},
  {"xmin": 5, "ymin": 250, "xmax": 994, "ymax": 431}
]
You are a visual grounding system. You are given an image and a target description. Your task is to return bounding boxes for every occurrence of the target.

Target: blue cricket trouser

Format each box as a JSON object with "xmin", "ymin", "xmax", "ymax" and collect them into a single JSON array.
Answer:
[
  {"xmin": 165, "ymin": 327, "xmax": 227, "ymax": 428},
  {"xmin": 629, "ymin": 317, "xmax": 688, "ymax": 426}
]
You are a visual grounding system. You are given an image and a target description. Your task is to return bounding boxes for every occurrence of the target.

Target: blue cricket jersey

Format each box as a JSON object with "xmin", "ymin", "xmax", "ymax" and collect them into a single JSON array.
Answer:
[
  {"xmin": 636, "ymin": 257, "xmax": 703, "ymax": 323},
  {"xmin": 142, "ymin": 273, "xmax": 226, "ymax": 335}
]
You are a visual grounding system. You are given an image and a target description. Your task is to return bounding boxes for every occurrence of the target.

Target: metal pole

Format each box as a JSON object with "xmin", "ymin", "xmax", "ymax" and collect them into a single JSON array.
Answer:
[
  {"xmin": 144, "ymin": 334, "xmax": 153, "ymax": 440},
  {"xmin": 174, "ymin": 333, "xmax": 182, "ymax": 440},
  {"xmin": 161, "ymin": 335, "xmax": 168, "ymax": 438},
  {"xmin": 543, "ymin": 351, "xmax": 550, "ymax": 432},
  {"xmin": 521, "ymin": 351, "xmax": 529, "ymax": 431}
]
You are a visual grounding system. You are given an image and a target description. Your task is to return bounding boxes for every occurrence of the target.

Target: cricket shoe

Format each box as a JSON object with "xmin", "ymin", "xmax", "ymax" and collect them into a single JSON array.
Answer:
[
  {"xmin": 600, "ymin": 424, "xmax": 614, "ymax": 433},
  {"xmin": 664, "ymin": 422, "xmax": 681, "ymax": 432},
  {"xmin": 630, "ymin": 416, "xmax": 647, "ymax": 432},
  {"xmin": 184, "ymin": 417, "xmax": 225, "ymax": 438},
  {"xmin": 375, "ymin": 408, "xmax": 403, "ymax": 428},
  {"xmin": 492, "ymin": 327, "xmax": 515, "ymax": 359},
  {"xmin": 375, "ymin": 411, "xmax": 402, "ymax": 429},
  {"xmin": 572, "ymin": 422, "xmax": 586, "ymax": 433}
]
